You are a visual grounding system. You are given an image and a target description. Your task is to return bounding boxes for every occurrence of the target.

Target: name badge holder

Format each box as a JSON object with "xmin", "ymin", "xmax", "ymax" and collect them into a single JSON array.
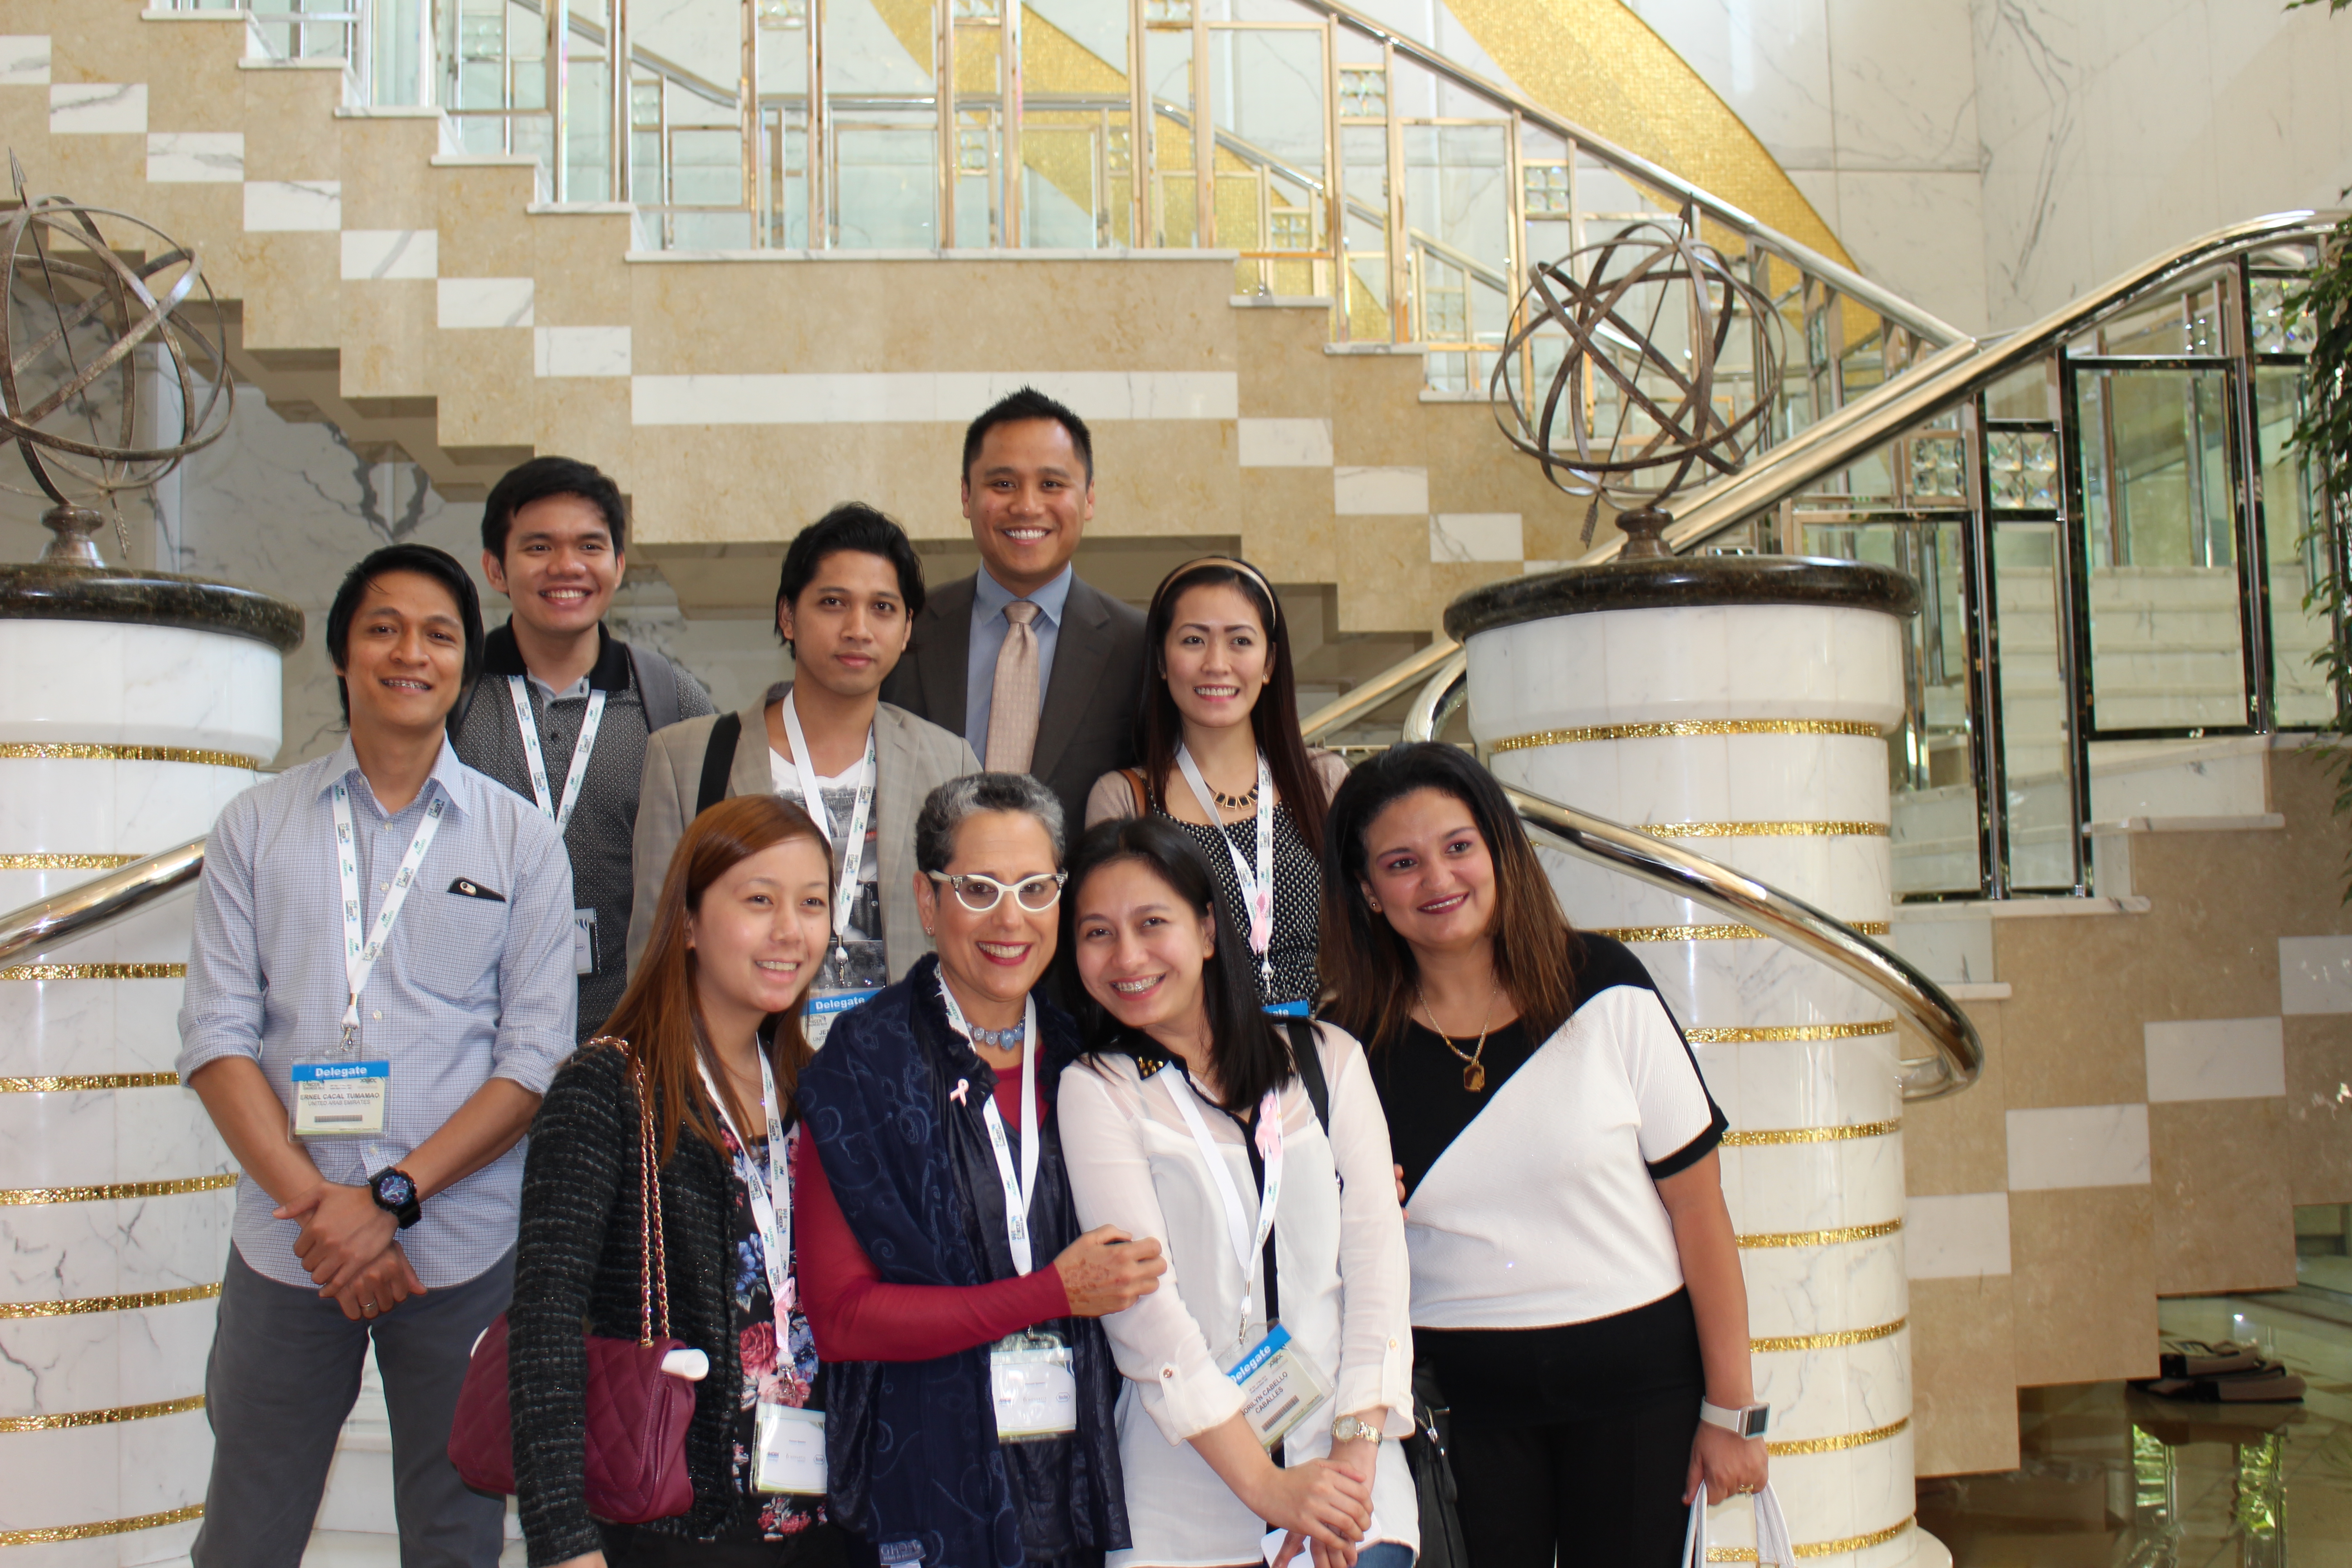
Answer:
[
  {"xmin": 509, "ymin": 676, "xmax": 608, "ymax": 977},
  {"xmin": 1174, "ymin": 745, "xmax": 1278, "ymax": 995},
  {"xmin": 696, "ymin": 1050, "xmax": 827, "ymax": 1495},
  {"xmin": 779, "ymin": 693, "xmax": 880, "ymax": 1045},
  {"xmin": 295, "ymin": 782, "xmax": 444, "ymax": 1141},
  {"xmin": 1157, "ymin": 1066, "xmax": 1335, "ymax": 1453},
  {"xmin": 938, "ymin": 980, "xmax": 1080, "ymax": 1444}
]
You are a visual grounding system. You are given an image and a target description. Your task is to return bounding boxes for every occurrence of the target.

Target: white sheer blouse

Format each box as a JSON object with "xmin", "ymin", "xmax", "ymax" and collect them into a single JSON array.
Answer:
[{"xmin": 1058, "ymin": 1022, "xmax": 1418, "ymax": 1568}]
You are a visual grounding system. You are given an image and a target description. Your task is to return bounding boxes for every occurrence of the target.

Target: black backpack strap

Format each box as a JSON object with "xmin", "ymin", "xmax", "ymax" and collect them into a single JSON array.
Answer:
[
  {"xmin": 629, "ymin": 643, "xmax": 681, "ymax": 735},
  {"xmin": 696, "ymin": 710, "xmax": 742, "ymax": 818},
  {"xmin": 1285, "ymin": 1017, "xmax": 1330, "ymax": 1139}
]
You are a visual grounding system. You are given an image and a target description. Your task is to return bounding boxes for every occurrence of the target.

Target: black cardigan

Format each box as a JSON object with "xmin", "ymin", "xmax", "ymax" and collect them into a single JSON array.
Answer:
[{"xmin": 510, "ymin": 1040, "xmax": 761, "ymax": 1566}]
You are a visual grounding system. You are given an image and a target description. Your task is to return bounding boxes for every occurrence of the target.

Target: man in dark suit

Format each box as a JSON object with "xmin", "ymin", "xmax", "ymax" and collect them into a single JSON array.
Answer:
[{"xmin": 884, "ymin": 386, "xmax": 1148, "ymax": 832}]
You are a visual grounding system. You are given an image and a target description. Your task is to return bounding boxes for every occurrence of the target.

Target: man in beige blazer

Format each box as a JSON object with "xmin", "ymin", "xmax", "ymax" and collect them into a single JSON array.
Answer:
[{"xmin": 629, "ymin": 505, "xmax": 977, "ymax": 1037}]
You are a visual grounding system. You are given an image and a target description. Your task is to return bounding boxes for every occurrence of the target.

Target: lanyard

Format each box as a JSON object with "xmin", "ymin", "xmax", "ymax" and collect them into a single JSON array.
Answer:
[
  {"xmin": 939, "ymin": 978, "xmax": 1042, "ymax": 1274},
  {"xmin": 329, "ymin": 778, "xmax": 446, "ymax": 1052},
  {"xmin": 1156, "ymin": 1064, "xmax": 1283, "ymax": 1344},
  {"xmin": 507, "ymin": 675, "xmax": 607, "ymax": 833},
  {"xmin": 1173, "ymin": 744, "xmax": 1276, "ymax": 973},
  {"xmin": 696, "ymin": 1048, "xmax": 797, "ymax": 1326},
  {"xmin": 778, "ymin": 690, "xmax": 877, "ymax": 968}
]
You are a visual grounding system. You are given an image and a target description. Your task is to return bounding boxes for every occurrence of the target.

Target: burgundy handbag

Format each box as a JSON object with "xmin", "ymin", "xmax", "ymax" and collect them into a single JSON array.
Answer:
[{"xmin": 449, "ymin": 1045, "xmax": 699, "ymax": 1524}]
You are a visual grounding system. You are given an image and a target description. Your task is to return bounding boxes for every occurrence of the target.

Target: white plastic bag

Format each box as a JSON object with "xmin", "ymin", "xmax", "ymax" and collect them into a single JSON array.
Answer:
[{"xmin": 1682, "ymin": 1483, "xmax": 1796, "ymax": 1567}]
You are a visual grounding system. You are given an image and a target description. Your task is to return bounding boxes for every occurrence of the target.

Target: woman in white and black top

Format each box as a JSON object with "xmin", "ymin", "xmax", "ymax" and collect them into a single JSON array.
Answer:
[
  {"xmin": 1057, "ymin": 816, "xmax": 1416, "ymax": 1568},
  {"xmin": 1320, "ymin": 743, "xmax": 1766, "ymax": 1567},
  {"xmin": 1085, "ymin": 557, "xmax": 1349, "ymax": 1016}
]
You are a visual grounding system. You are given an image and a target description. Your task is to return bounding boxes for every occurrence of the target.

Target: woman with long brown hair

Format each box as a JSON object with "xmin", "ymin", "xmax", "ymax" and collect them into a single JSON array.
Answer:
[
  {"xmin": 1084, "ymin": 557, "xmax": 1347, "ymax": 1015},
  {"xmin": 512, "ymin": 794, "xmax": 849, "ymax": 1568},
  {"xmin": 1321, "ymin": 743, "xmax": 1766, "ymax": 1568}
]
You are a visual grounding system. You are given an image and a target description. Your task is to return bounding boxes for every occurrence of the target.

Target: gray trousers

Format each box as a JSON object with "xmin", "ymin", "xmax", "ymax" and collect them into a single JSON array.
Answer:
[{"xmin": 192, "ymin": 1242, "xmax": 514, "ymax": 1568}]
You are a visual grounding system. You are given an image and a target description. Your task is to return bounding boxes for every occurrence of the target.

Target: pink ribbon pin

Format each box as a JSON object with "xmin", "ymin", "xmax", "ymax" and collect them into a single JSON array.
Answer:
[{"xmin": 950, "ymin": 1078, "xmax": 970, "ymax": 1105}]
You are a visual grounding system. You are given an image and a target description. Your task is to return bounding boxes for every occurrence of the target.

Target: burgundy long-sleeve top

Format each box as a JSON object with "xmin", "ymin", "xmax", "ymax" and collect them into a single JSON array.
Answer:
[{"xmin": 794, "ymin": 1071, "xmax": 1073, "ymax": 1361}]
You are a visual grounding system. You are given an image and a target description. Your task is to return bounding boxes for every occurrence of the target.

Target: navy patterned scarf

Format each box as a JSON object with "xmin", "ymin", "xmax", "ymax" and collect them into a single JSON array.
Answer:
[{"xmin": 797, "ymin": 956, "xmax": 1128, "ymax": 1568}]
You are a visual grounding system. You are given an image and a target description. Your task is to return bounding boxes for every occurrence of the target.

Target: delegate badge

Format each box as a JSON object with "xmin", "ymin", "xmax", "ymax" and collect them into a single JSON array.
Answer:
[
  {"xmin": 1224, "ymin": 1323, "xmax": 1333, "ymax": 1452},
  {"xmin": 291, "ymin": 1059, "xmax": 390, "ymax": 1138},
  {"xmin": 754, "ymin": 1403, "xmax": 827, "ymax": 1494},
  {"xmin": 803, "ymin": 986, "xmax": 881, "ymax": 1049},
  {"xmin": 990, "ymin": 1331, "xmax": 1077, "ymax": 1442}
]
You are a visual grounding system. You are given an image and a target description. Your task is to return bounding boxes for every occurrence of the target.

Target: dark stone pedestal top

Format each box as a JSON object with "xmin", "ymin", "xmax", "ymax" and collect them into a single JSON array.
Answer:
[
  {"xmin": 1443, "ymin": 554, "xmax": 1921, "ymax": 643},
  {"xmin": 0, "ymin": 564, "xmax": 305, "ymax": 653}
]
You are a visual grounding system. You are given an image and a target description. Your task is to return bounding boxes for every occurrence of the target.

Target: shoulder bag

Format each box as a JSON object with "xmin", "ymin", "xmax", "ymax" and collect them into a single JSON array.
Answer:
[
  {"xmin": 448, "ymin": 1043, "xmax": 699, "ymax": 1524},
  {"xmin": 1683, "ymin": 1483, "xmax": 1795, "ymax": 1568},
  {"xmin": 1279, "ymin": 1020, "xmax": 1469, "ymax": 1568}
]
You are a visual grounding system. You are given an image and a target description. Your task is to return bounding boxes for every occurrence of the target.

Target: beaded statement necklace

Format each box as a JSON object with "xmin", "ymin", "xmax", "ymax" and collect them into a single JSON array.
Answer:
[{"xmin": 965, "ymin": 1019, "xmax": 1025, "ymax": 1054}]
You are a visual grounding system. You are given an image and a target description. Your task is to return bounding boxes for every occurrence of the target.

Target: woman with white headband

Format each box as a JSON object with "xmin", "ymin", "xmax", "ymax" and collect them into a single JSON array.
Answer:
[{"xmin": 1084, "ymin": 558, "xmax": 1348, "ymax": 1017}]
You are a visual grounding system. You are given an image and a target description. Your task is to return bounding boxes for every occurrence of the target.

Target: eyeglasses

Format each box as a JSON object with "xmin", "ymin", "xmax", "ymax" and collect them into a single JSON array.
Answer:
[{"xmin": 927, "ymin": 869, "xmax": 1068, "ymax": 913}]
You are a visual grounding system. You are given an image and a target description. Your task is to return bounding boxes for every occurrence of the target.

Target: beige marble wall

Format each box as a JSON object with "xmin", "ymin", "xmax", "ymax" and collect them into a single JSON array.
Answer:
[{"xmin": 1901, "ymin": 747, "xmax": 2352, "ymax": 1476}]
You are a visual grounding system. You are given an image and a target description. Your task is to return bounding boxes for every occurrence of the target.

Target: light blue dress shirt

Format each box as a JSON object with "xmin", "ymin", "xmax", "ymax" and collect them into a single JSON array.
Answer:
[
  {"xmin": 177, "ymin": 738, "xmax": 578, "ymax": 1289},
  {"xmin": 964, "ymin": 563, "xmax": 1074, "ymax": 761}
]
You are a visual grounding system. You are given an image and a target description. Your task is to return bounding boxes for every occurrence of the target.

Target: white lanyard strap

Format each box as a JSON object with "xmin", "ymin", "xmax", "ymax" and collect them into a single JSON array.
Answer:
[
  {"xmin": 1156, "ymin": 1065, "xmax": 1284, "ymax": 1338},
  {"xmin": 940, "ymin": 979, "xmax": 1042, "ymax": 1274},
  {"xmin": 1173, "ymin": 744, "xmax": 1276, "ymax": 967},
  {"xmin": 778, "ymin": 690, "xmax": 877, "ymax": 966},
  {"xmin": 330, "ymin": 778, "xmax": 447, "ymax": 1047},
  {"xmin": 697, "ymin": 1048, "xmax": 797, "ymax": 1326},
  {"xmin": 507, "ymin": 675, "xmax": 607, "ymax": 833}
]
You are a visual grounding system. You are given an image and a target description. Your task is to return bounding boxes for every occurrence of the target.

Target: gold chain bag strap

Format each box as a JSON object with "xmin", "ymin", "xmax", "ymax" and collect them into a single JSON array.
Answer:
[{"xmin": 448, "ymin": 1038, "xmax": 700, "ymax": 1523}]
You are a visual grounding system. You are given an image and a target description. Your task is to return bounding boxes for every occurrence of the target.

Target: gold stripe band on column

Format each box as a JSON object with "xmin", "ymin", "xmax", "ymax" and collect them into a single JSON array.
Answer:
[
  {"xmin": 1737, "ymin": 1217, "xmax": 1902, "ymax": 1250},
  {"xmin": 1491, "ymin": 719, "xmax": 1884, "ymax": 752},
  {"xmin": 0, "ymin": 1173, "xmax": 237, "ymax": 1206},
  {"xmin": 1721, "ymin": 1118, "xmax": 1902, "ymax": 1147},
  {"xmin": 0, "ymin": 1282, "xmax": 221, "ymax": 1320},
  {"xmin": 1751, "ymin": 1316, "xmax": 1907, "ymax": 1353},
  {"xmin": 1595, "ymin": 922, "xmax": 1890, "ymax": 943},
  {"xmin": 0, "ymin": 1393, "xmax": 206, "ymax": 1432},
  {"xmin": 0, "ymin": 853, "xmax": 138, "ymax": 871},
  {"xmin": 1705, "ymin": 1517, "xmax": 1913, "ymax": 1561},
  {"xmin": 0, "ymin": 964, "xmax": 187, "ymax": 981},
  {"xmin": 0, "ymin": 1504, "xmax": 204, "ymax": 1548},
  {"xmin": 1686, "ymin": 1020, "xmax": 1897, "ymax": 1044},
  {"xmin": 0, "ymin": 743, "xmax": 263, "ymax": 769},
  {"xmin": 0, "ymin": 1073, "xmax": 181, "ymax": 1093},
  {"xmin": 1766, "ymin": 1416, "xmax": 1911, "ymax": 1458},
  {"xmin": 1647, "ymin": 820, "xmax": 1889, "ymax": 839}
]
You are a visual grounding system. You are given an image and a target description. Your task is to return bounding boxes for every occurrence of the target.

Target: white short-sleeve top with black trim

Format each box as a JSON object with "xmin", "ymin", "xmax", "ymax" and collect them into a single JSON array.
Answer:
[{"xmin": 1370, "ymin": 934, "xmax": 1726, "ymax": 1331}]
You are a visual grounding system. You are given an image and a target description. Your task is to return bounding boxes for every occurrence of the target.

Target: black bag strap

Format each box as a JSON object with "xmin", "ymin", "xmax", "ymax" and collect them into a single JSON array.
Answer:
[
  {"xmin": 629, "ymin": 643, "xmax": 682, "ymax": 735},
  {"xmin": 696, "ymin": 710, "xmax": 742, "ymax": 818},
  {"xmin": 1285, "ymin": 1017, "xmax": 1330, "ymax": 1139}
]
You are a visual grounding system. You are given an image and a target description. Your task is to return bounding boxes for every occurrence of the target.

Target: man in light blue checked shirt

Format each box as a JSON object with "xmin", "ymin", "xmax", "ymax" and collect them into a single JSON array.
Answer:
[{"xmin": 177, "ymin": 544, "xmax": 578, "ymax": 1568}]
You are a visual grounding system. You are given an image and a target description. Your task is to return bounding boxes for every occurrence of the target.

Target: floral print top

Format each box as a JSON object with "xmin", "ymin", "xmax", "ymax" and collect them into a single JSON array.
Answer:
[{"xmin": 719, "ymin": 1118, "xmax": 826, "ymax": 1540}]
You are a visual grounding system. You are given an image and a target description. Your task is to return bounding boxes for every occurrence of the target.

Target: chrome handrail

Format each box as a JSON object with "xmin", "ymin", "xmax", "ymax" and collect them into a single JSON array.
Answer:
[
  {"xmin": 1392, "ymin": 661, "xmax": 1978, "ymax": 1099},
  {"xmin": 1566, "ymin": 209, "xmax": 2342, "ymax": 564},
  {"xmin": 1300, "ymin": 637, "xmax": 1461, "ymax": 744},
  {"xmin": 1507, "ymin": 787, "xmax": 1980, "ymax": 1100},
  {"xmin": 0, "ymin": 836, "xmax": 207, "ymax": 967}
]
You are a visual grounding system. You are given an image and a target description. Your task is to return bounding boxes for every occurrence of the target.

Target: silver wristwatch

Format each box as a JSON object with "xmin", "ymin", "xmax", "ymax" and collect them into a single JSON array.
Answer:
[
  {"xmin": 1698, "ymin": 1398, "xmax": 1771, "ymax": 1439},
  {"xmin": 1330, "ymin": 1413, "xmax": 1383, "ymax": 1445}
]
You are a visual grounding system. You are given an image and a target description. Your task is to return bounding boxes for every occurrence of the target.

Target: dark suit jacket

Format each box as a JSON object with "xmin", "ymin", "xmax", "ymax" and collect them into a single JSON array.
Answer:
[{"xmin": 882, "ymin": 571, "xmax": 1149, "ymax": 836}]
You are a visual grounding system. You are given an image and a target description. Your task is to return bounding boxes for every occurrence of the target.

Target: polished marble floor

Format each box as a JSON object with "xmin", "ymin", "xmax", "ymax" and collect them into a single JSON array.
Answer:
[{"xmin": 1919, "ymin": 1287, "xmax": 2352, "ymax": 1566}]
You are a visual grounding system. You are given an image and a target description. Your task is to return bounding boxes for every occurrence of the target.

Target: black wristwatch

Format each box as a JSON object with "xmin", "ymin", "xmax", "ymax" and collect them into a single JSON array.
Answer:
[{"xmin": 368, "ymin": 1166, "xmax": 422, "ymax": 1230}]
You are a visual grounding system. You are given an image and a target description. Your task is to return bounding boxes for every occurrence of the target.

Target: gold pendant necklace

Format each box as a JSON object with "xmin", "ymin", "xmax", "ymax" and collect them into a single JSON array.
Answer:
[{"xmin": 1417, "ymin": 981, "xmax": 1499, "ymax": 1092}]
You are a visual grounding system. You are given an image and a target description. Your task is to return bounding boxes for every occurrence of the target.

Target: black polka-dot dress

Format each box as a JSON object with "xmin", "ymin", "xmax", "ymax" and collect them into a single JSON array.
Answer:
[{"xmin": 1156, "ymin": 795, "xmax": 1325, "ymax": 1010}]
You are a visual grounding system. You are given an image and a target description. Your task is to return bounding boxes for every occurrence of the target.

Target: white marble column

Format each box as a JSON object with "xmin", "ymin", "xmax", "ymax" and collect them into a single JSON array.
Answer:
[
  {"xmin": 1460, "ymin": 583, "xmax": 1936, "ymax": 1568},
  {"xmin": 0, "ymin": 611, "xmax": 284, "ymax": 1566}
]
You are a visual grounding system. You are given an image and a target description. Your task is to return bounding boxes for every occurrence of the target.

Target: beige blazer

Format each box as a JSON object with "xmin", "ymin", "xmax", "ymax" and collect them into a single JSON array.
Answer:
[{"xmin": 626, "ymin": 683, "xmax": 981, "ymax": 981}]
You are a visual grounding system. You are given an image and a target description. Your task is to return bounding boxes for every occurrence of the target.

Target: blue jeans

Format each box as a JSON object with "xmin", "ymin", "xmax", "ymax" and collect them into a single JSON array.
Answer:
[{"xmin": 1357, "ymin": 1544, "xmax": 1416, "ymax": 1568}]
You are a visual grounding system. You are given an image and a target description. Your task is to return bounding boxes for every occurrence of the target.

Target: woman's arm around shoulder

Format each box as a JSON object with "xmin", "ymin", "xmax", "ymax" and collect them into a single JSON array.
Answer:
[
  {"xmin": 1315, "ymin": 1022, "xmax": 1415, "ymax": 1439},
  {"xmin": 511, "ymin": 1041, "xmax": 637, "ymax": 1565}
]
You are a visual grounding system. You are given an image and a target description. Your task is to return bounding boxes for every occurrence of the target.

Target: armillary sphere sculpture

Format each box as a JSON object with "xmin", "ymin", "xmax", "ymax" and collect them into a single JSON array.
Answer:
[
  {"xmin": 1490, "ymin": 216, "xmax": 1782, "ymax": 557},
  {"xmin": 0, "ymin": 155, "xmax": 233, "ymax": 564}
]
